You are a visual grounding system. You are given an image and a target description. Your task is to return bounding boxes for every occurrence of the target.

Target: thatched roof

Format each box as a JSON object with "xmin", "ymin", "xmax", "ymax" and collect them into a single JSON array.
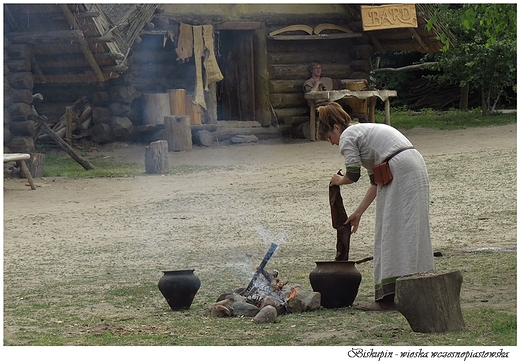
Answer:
[{"xmin": 4, "ymin": 3, "xmax": 158, "ymax": 83}]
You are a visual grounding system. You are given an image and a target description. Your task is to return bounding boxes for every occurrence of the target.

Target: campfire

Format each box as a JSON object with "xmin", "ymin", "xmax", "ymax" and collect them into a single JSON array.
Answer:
[{"xmin": 209, "ymin": 242, "xmax": 321, "ymax": 320}]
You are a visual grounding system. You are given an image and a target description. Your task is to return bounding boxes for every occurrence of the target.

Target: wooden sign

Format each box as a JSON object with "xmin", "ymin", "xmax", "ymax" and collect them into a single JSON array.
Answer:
[{"xmin": 361, "ymin": 4, "xmax": 417, "ymax": 31}]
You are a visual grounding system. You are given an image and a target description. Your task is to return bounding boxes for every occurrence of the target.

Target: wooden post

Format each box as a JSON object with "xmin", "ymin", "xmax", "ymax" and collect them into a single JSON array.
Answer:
[
  {"xmin": 309, "ymin": 101, "xmax": 316, "ymax": 141},
  {"xmin": 65, "ymin": 106, "xmax": 72, "ymax": 145},
  {"xmin": 164, "ymin": 115, "xmax": 192, "ymax": 152},
  {"xmin": 368, "ymin": 97, "xmax": 376, "ymax": 123},
  {"xmin": 384, "ymin": 99, "xmax": 391, "ymax": 125},
  {"xmin": 395, "ymin": 270, "xmax": 465, "ymax": 333},
  {"xmin": 253, "ymin": 23, "xmax": 272, "ymax": 126},
  {"xmin": 19, "ymin": 160, "xmax": 36, "ymax": 190},
  {"xmin": 145, "ymin": 140, "xmax": 169, "ymax": 174}
]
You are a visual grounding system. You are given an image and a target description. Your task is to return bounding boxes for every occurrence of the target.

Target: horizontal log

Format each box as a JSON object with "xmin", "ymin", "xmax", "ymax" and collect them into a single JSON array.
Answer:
[
  {"xmin": 349, "ymin": 59, "xmax": 371, "ymax": 73},
  {"xmin": 6, "ymin": 59, "xmax": 31, "ymax": 72},
  {"xmin": 6, "ymin": 30, "xmax": 84, "ymax": 44},
  {"xmin": 9, "ymin": 120, "xmax": 36, "ymax": 137},
  {"xmin": 270, "ymin": 62, "xmax": 352, "ymax": 77},
  {"xmin": 348, "ymin": 44, "xmax": 375, "ymax": 60},
  {"xmin": 9, "ymin": 10, "xmax": 100, "ymax": 20},
  {"xmin": 267, "ymin": 38, "xmax": 352, "ymax": 53},
  {"xmin": 269, "ymin": 79, "xmax": 305, "ymax": 93},
  {"xmin": 36, "ymin": 52, "xmax": 125, "ymax": 63},
  {"xmin": 6, "ymin": 136, "xmax": 34, "ymax": 153},
  {"xmin": 270, "ymin": 92, "xmax": 306, "ymax": 109},
  {"xmin": 268, "ymin": 51, "xmax": 350, "ymax": 65},
  {"xmin": 8, "ymin": 72, "xmax": 34, "ymax": 90},
  {"xmin": 9, "ymin": 102, "xmax": 32, "ymax": 121},
  {"xmin": 6, "ymin": 44, "xmax": 32, "ymax": 59},
  {"xmin": 33, "ymin": 72, "xmax": 120, "ymax": 84},
  {"xmin": 272, "ymin": 107, "xmax": 308, "ymax": 121}
]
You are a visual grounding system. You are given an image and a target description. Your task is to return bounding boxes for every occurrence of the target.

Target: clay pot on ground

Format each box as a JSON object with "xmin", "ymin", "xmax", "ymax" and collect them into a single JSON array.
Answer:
[
  {"xmin": 158, "ymin": 269, "xmax": 201, "ymax": 310},
  {"xmin": 309, "ymin": 261, "xmax": 362, "ymax": 308}
]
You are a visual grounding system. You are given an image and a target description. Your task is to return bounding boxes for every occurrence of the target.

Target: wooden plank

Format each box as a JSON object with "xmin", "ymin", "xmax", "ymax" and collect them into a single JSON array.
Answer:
[
  {"xmin": 268, "ymin": 33, "xmax": 362, "ymax": 41},
  {"xmin": 3, "ymin": 153, "xmax": 30, "ymax": 162}
]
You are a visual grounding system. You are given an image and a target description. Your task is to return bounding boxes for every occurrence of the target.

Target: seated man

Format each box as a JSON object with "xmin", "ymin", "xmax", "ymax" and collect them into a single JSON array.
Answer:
[{"xmin": 303, "ymin": 61, "xmax": 368, "ymax": 110}]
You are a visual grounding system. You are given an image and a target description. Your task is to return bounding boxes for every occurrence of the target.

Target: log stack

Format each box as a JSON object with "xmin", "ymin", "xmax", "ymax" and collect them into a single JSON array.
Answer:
[{"xmin": 5, "ymin": 42, "xmax": 36, "ymax": 153}]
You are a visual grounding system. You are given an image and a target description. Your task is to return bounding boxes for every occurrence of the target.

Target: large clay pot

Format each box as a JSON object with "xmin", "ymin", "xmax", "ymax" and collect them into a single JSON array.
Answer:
[
  {"xmin": 158, "ymin": 269, "xmax": 201, "ymax": 310},
  {"xmin": 309, "ymin": 261, "xmax": 362, "ymax": 308}
]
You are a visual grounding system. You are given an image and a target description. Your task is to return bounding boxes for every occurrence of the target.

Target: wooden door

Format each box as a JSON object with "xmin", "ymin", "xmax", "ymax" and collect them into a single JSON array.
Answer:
[{"xmin": 217, "ymin": 30, "xmax": 255, "ymax": 121}]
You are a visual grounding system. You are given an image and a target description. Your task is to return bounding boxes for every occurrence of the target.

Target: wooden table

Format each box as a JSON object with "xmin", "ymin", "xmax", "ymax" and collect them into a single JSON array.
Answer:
[
  {"xmin": 304, "ymin": 89, "xmax": 397, "ymax": 140},
  {"xmin": 4, "ymin": 153, "xmax": 36, "ymax": 190}
]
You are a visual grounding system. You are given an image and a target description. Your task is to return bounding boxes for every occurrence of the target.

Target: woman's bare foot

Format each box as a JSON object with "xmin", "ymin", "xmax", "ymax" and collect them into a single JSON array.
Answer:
[{"xmin": 354, "ymin": 296, "xmax": 396, "ymax": 311}]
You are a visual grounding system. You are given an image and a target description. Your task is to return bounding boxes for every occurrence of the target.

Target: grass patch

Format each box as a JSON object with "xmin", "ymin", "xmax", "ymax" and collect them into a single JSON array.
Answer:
[
  {"xmin": 43, "ymin": 153, "xmax": 227, "ymax": 178},
  {"xmin": 386, "ymin": 108, "xmax": 516, "ymax": 130}
]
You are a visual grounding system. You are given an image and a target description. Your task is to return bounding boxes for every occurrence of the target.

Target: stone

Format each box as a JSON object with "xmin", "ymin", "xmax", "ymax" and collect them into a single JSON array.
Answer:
[
  {"xmin": 286, "ymin": 290, "xmax": 321, "ymax": 313},
  {"xmin": 232, "ymin": 301, "xmax": 260, "ymax": 317},
  {"xmin": 253, "ymin": 305, "xmax": 277, "ymax": 324}
]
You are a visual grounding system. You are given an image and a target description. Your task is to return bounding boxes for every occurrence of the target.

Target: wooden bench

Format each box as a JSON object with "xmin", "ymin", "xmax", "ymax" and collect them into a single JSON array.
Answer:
[{"xmin": 3, "ymin": 153, "xmax": 36, "ymax": 190}]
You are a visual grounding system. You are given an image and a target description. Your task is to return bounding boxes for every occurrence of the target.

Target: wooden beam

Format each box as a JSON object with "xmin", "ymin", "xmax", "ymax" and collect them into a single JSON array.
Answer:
[
  {"xmin": 268, "ymin": 33, "xmax": 362, "ymax": 41},
  {"xmin": 215, "ymin": 21, "xmax": 262, "ymax": 30},
  {"xmin": 86, "ymin": 36, "xmax": 116, "ymax": 44},
  {"xmin": 59, "ymin": 4, "xmax": 105, "ymax": 82},
  {"xmin": 373, "ymin": 62, "xmax": 438, "ymax": 73},
  {"xmin": 408, "ymin": 28, "xmax": 428, "ymax": 51}
]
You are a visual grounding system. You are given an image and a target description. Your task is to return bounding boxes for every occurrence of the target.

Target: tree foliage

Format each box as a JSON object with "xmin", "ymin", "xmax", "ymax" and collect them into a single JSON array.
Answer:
[{"xmin": 428, "ymin": 4, "xmax": 517, "ymax": 114}]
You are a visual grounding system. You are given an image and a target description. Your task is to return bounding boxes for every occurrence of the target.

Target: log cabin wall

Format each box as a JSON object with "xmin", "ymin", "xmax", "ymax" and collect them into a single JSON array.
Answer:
[{"xmin": 264, "ymin": 20, "xmax": 373, "ymax": 125}]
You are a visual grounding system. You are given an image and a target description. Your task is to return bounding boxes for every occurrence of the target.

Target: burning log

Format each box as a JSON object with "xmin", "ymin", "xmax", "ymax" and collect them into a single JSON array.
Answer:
[{"xmin": 241, "ymin": 242, "xmax": 278, "ymax": 296}]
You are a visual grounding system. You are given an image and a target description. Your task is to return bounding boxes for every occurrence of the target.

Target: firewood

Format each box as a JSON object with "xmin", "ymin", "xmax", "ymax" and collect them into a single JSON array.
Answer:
[{"xmin": 111, "ymin": 116, "xmax": 134, "ymax": 138}]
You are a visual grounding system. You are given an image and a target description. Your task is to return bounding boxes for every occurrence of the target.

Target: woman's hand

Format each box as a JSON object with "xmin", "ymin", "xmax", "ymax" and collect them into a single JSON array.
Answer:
[
  {"xmin": 330, "ymin": 173, "xmax": 343, "ymax": 186},
  {"xmin": 346, "ymin": 212, "xmax": 361, "ymax": 233}
]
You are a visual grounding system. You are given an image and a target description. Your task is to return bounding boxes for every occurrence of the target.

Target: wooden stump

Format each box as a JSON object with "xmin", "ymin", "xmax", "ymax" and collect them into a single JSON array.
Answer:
[
  {"xmin": 185, "ymin": 94, "xmax": 202, "ymax": 125},
  {"xmin": 168, "ymin": 89, "xmax": 186, "ymax": 116},
  {"xmin": 143, "ymin": 93, "xmax": 170, "ymax": 125},
  {"xmin": 395, "ymin": 270, "xmax": 465, "ymax": 333},
  {"xmin": 26, "ymin": 153, "xmax": 45, "ymax": 178},
  {"xmin": 145, "ymin": 140, "xmax": 169, "ymax": 174},
  {"xmin": 164, "ymin": 115, "xmax": 192, "ymax": 152}
]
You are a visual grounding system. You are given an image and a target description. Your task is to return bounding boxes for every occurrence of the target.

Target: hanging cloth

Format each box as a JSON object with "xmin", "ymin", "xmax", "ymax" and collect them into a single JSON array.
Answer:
[
  {"xmin": 329, "ymin": 171, "xmax": 352, "ymax": 261},
  {"xmin": 202, "ymin": 24, "xmax": 224, "ymax": 90},
  {"xmin": 175, "ymin": 23, "xmax": 193, "ymax": 62},
  {"xmin": 192, "ymin": 25, "xmax": 206, "ymax": 109}
]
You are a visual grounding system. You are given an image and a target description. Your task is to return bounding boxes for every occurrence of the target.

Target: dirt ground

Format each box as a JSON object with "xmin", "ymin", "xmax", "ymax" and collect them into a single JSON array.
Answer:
[{"xmin": 2, "ymin": 124, "xmax": 517, "ymax": 346}]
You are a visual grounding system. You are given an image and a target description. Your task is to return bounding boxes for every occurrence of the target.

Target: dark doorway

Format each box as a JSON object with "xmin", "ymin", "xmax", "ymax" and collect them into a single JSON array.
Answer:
[{"xmin": 216, "ymin": 30, "xmax": 255, "ymax": 121}]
